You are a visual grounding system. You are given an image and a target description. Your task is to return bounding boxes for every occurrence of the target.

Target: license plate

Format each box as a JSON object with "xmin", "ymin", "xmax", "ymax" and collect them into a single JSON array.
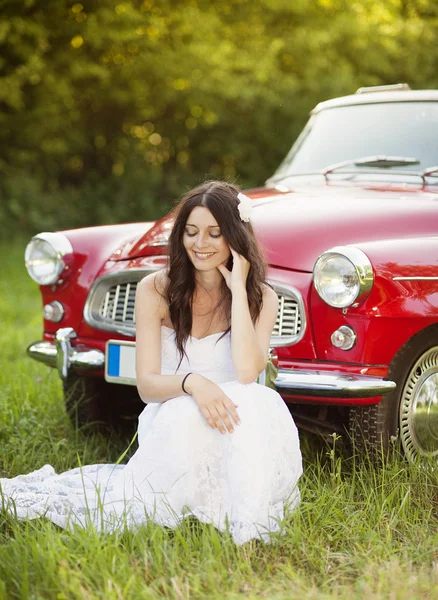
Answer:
[{"xmin": 105, "ymin": 340, "xmax": 137, "ymax": 385}]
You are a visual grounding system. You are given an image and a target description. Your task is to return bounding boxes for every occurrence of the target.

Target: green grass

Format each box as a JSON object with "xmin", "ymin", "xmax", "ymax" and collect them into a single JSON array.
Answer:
[{"xmin": 0, "ymin": 241, "xmax": 437, "ymax": 599}]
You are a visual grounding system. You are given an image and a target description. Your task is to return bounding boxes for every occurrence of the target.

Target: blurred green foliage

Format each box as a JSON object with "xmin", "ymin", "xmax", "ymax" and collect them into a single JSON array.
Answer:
[{"xmin": 1, "ymin": 0, "xmax": 438, "ymax": 236}]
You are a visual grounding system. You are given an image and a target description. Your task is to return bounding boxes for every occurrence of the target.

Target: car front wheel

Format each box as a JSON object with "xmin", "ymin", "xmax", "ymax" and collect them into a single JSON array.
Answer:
[{"xmin": 349, "ymin": 325, "xmax": 438, "ymax": 462}]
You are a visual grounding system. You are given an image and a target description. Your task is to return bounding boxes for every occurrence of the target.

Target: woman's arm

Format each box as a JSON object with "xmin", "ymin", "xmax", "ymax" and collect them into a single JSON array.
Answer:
[
  {"xmin": 218, "ymin": 249, "xmax": 278, "ymax": 384},
  {"xmin": 135, "ymin": 272, "xmax": 240, "ymax": 434},
  {"xmin": 135, "ymin": 272, "xmax": 193, "ymax": 403},
  {"xmin": 230, "ymin": 284, "xmax": 278, "ymax": 383}
]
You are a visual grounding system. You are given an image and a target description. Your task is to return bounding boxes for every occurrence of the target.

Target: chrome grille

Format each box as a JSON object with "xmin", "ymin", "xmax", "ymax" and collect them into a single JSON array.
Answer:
[
  {"xmin": 84, "ymin": 270, "xmax": 152, "ymax": 336},
  {"xmin": 85, "ymin": 272, "xmax": 305, "ymax": 344},
  {"xmin": 273, "ymin": 295, "xmax": 301, "ymax": 337},
  {"xmin": 270, "ymin": 283, "xmax": 305, "ymax": 346},
  {"xmin": 100, "ymin": 282, "xmax": 137, "ymax": 325}
]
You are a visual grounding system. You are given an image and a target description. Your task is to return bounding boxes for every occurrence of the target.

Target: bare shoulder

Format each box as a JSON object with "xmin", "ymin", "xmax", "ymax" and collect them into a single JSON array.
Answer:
[
  {"xmin": 262, "ymin": 284, "xmax": 279, "ymax": 309},
  {"xmin": 136, "ymin": 270, "xmax": 169, "ymax": 315},
  {"xmin": 255, "ymin": 284, "xmax": 278, "ymax": 332},
  {"xmin": 137, "ymin": 269, "xmax": 168, "ymax": 295}
]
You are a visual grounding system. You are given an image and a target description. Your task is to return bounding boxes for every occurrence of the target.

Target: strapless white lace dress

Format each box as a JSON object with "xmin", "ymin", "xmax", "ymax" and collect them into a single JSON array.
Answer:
[{"xmin": 0, "ymin": 326, "xmax": 302, "ymax": 544}]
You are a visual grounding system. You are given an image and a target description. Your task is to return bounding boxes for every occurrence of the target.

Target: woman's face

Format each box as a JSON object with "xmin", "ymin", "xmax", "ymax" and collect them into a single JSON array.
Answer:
[{"xmin": 183, "ymin": 206, "xmax": 231, "ymax": 271}]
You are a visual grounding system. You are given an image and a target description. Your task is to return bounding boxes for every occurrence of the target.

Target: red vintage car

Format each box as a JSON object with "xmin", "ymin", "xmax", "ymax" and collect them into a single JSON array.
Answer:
[{"xmin": 25, "ymin": 84, "xmax": 438, "ymax": 462}]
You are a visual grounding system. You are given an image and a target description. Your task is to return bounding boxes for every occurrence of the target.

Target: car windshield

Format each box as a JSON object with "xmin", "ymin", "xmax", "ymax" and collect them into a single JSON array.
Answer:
[{"xmin": 272, "ymin": 101, "xmax": 438, "ymax": 181}]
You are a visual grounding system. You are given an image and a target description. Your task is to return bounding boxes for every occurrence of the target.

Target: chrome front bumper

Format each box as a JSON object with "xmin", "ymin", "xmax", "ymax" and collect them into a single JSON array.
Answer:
[
  {"xmin": 28, "ymin": 327, "xmax": 396, "ymax": 398},
  {"xmin": 274, "ymin": 368, "xmax": 396, "ymax": 398},
  {"xmin": 28, "ymin": 328, "xmax": 104, "ymax": 379}
]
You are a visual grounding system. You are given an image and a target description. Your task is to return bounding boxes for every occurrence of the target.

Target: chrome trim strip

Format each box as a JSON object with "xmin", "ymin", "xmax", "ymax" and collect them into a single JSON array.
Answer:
[
  {"xmin": 122, "ymin": 282, "xmax": 131, "ymax": 321},
  {"xmin": 356, "ymin": 83, "xmax": 411, "ymax": 94},
  {"xmin": 112, "ymin": 284, "xmax": 120, "ymax": 321},
  {"xmin": 275, "ymin": 368, "xmax": 396, "ymax": 398},
  {"xmin": 393, "ymin": 276, "xmax": 438, "ymax": 281},
  {"xmin": 267, "ymin": 281, "xmax": 307, "ymax": 347}
]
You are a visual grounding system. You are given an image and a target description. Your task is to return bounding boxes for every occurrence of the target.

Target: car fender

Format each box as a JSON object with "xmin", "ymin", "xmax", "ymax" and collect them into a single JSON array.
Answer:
[
  {"xmin": 39, "ymin": 222, "xmax": 155, "ymax": 334},
  {"xmin": 310, "ymin": 237, "xmax": 438, "ymax": 365}
]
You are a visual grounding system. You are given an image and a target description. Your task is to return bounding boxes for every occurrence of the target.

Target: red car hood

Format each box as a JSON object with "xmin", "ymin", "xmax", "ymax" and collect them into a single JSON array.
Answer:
[{"xmin": 125, "ymin": 183, "xmax": 438, "ymax": 273}]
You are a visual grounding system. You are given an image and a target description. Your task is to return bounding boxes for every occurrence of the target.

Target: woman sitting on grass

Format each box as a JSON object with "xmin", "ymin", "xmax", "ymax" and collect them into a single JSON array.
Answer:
[{"xmin": 0, "ymin": 180, "xmax": 302, "ymax": 545}]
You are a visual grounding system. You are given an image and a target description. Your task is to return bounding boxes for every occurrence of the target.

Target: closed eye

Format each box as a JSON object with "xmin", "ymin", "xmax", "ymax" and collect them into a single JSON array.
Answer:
[{"xmin": 184, "ymin": 230, "xmax": 222, "ymax": 238}]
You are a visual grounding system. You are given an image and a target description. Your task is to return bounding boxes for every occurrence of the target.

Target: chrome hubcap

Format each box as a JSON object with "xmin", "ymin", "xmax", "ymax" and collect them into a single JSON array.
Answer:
[{"xmin": 399, "ymin": 347, "xmax": 438, "ymax": 460}]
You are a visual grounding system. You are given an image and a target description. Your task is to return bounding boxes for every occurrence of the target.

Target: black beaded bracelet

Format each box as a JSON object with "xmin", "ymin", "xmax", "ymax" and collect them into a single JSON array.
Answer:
[{"xmin": 181, "ymin": 372, "xmax": 192, "ymax": 394}]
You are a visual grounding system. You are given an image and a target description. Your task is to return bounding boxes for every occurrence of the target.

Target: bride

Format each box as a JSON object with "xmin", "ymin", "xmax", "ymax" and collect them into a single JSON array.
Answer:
[{"xmin": 0, "ymin": 180, "xmax": 302, "ymax": 545}]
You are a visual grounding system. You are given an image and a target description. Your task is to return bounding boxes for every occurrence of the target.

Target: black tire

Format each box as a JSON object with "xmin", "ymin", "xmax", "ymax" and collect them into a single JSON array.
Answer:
[
  {"xmin": 349, "ymin": 323, "xmax": 438, "ymax": 461},
  {"xmin": 63, "ymin": 375, "xmax": 143, "ymax": 431}
]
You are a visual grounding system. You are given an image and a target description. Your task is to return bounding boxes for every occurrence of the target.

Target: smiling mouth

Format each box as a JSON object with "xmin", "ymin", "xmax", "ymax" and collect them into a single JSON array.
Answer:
[{"xmin": 194, "ymin": 252, "xmax": 216, "ymax": 260}]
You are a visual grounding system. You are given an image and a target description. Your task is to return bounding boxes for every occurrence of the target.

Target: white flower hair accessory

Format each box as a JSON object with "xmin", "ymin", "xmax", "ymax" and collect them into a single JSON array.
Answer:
[{"xmin": 237, "ymin": 192, "xmax": 252, "ymax": 222}]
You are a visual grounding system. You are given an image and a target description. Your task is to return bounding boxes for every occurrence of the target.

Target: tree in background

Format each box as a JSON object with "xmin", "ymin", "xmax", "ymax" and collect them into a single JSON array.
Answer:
[{"xmin": 1, "ymin": 0, "xmax": 438, "ymax": 235}]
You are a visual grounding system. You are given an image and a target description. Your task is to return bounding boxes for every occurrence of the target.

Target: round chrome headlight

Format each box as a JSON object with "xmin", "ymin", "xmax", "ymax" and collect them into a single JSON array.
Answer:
[
  {"xmin": 24, "ymin": 232, "xmax": 73, "ymax": 285},
  {"xmin": 313, "ymin": 246, "xmax": 373, "ymax": 308}
]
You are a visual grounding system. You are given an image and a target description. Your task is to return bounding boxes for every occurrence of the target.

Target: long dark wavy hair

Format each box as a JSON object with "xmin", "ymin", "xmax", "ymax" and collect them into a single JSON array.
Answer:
[{"xmin": 164, "ymin": 180, "xmax": 268, "ymax": 362}]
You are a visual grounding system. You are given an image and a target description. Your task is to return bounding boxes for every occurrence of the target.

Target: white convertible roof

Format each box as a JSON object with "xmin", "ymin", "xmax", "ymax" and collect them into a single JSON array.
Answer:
[{"xmin": 312, "ymin": 87, "xmax": 438, "ymax": 114}]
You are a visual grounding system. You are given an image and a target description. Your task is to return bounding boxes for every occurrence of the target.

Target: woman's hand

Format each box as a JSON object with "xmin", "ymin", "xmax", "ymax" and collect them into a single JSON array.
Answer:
[
  {"xmin": 184, "ymin": 373, "xmax": 241, "ymax": 434},
  {"xmin": 217, "ymin": 247, "xmax": 250, "ymax": 292}
]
